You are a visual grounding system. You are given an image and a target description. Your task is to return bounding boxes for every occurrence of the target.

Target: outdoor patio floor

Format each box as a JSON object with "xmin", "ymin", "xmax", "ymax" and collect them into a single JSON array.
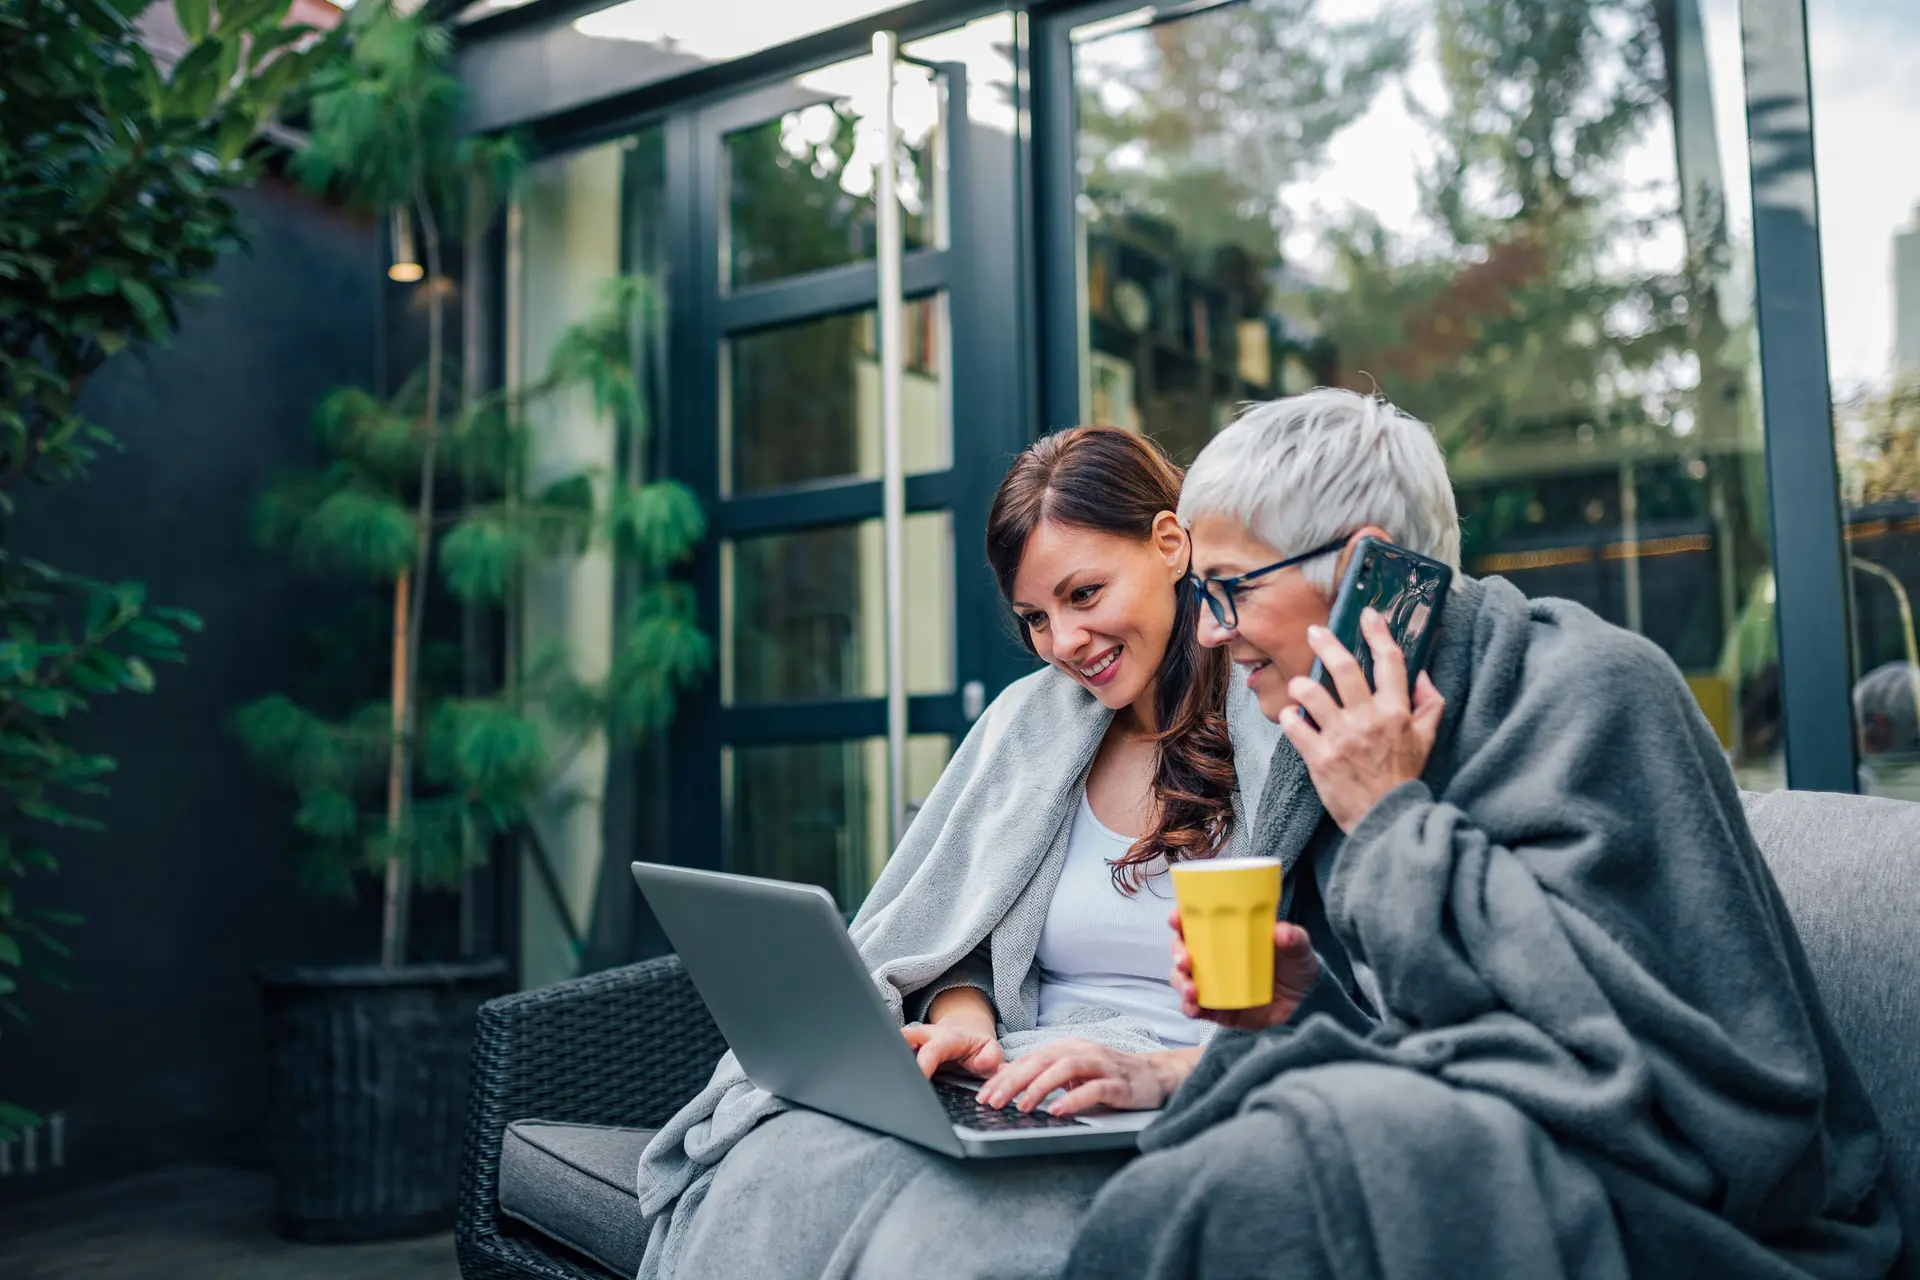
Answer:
[{"xmin": 0, "ymin": 1164, "xmax": 459, "ymax": 1280}]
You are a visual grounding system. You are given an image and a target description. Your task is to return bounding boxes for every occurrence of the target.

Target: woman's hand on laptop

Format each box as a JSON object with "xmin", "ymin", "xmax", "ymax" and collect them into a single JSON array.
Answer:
[
  {"xmin": 902, "ymin": 987, "xmax": 1006, "ymax": 1079},
  {"xmin": 975, "ymin": 1040, "xmax": 1199, "ymax": 1116}
]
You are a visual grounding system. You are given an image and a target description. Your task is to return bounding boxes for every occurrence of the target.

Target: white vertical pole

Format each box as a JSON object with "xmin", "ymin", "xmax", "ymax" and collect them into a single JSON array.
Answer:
[
  {"xmin": 1620, "ymin": 458, "xmax": 1643, "ymax": 635},
  {"xmin": 1711, "ymin": 469, "xmax": 1742, "ymax": 753},
  {"xmin": 874, "ymin": 31, "xmax": 908, "ymax": 850}
]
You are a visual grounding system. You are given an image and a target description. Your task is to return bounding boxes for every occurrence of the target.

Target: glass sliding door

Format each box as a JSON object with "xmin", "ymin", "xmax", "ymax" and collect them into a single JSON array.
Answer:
[
  {"xmin": 1061, "ymin": 0, "xmax": 1781, "ymax": 786},
  {"xmin": 708, "ymin": 61, "xmax": 959, "ymax": 910},
  {"xmin": 670, "ymin": 16, "xmax": 1020, "ymax": 911}
]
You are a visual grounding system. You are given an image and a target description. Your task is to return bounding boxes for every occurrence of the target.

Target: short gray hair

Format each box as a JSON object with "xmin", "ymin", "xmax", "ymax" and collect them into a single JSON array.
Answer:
[
  {"xmin": 1854, "ymin": 661, "xmax": 1920, "ymax": 754},
  {"xmin": 1178, "ymin": 388, "xmax": 1463, "ymax": 596}
]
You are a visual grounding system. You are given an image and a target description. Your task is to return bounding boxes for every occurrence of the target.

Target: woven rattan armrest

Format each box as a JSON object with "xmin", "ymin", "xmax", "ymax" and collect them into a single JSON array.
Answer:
[{"xmin": 456, "ymin": 956, "xmax": 725, "ymax": 1280}]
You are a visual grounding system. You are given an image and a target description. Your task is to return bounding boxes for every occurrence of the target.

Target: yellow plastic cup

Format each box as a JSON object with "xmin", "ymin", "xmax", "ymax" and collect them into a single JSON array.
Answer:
[{"xmin": 1170, "ymin": 857, "xmax": 1282, "ymax": 1009}]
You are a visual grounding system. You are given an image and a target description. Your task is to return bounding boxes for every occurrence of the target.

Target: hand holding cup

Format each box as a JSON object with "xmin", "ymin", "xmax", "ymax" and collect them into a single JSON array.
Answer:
[
  {"xmin": 1167, "ymin": 857, "xmax": 1283, "ymax": 1007},
  {"xmin": 1169, "ymin": 905, "xmax": 1319, "ymax": 1033}
]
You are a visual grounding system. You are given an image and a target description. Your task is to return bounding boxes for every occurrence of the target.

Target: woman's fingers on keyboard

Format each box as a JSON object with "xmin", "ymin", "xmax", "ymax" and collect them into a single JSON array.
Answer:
[
  {"xmin": 979, "ymin": 1043, "xmax": 1063, "ymax": 1107},
  {"xmin": 1047, "ymin": 1077, "xmax": 1126, "ymax": 1117},
  {"xmin": 902, "ymin": 1023, "xmax": 962, "ymax": 1077},
  {"xmin": 966, "ymin": 1038, "xmax": 1007, "ymax": 1076},
  {"xmin": 1011, "ymin": 1055, "xmax": 1100, "ymax": 1112},
  {"xmin": 981, "ymin": 1039, "xmax": 1100, "ymax": 1110}
]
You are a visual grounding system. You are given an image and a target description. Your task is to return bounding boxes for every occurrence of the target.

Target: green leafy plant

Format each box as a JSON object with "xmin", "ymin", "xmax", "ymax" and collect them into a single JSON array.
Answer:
[
  {"xmin": 235, "ymin": 0, "xmax": 709, "ymax": 968},
  {"xmin": 0, "ymin": 0, "xmax": 338, "ymax": 1138}
]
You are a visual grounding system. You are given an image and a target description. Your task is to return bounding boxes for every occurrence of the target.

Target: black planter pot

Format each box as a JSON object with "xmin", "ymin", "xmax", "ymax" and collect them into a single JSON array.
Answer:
[{"xmin": 259, "ymin": 958, "xmax": 508, "ymax": 1242}]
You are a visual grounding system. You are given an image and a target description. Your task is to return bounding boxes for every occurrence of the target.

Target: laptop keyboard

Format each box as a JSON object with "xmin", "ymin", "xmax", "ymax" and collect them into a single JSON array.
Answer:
[{"xmin": 934, "ymin": 1078, "xmax": 1090, "ymax": 1131}]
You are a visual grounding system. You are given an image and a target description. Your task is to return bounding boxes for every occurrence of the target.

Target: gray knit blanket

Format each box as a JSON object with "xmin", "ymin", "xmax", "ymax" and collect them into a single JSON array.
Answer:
[
  {"xmin": 635, "ymin": 663, "xmax": 1281, "ymax": 1279},
  {"xmin": 1065, "ymin": 575, "xmax": 1902, "ymax": 1279}
]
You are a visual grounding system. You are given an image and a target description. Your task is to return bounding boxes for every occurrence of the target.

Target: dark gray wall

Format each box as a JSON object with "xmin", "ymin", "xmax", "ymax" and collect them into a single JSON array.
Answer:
[{"xmin": 0, "ymin": 177, "xmax": 382, "ymax": 1203}]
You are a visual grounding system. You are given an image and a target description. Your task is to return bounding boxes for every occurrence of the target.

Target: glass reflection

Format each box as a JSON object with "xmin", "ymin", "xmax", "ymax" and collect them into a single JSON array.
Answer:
[
  {"xmin": 722, "ymin": 513, "xmax": 954, "ymax": 705},
  {"xmin": 1073, "ymin": 0, "xmax": 1778, "ymax": 784},
  {"xmin": 724, "ymin": 295, "xmax": 948, "ymax": 494},
  {"xmin": 725, "ymin": 64, "xmax": 940, "ymax": 289},
  {"xmin": 1810, "ymin": 0, "xmax": 1920, "ymax": 799},
  {"xmin": 515, "ymin": 133, "xmax": 666, "ymax": 988},
  {"xmin": 727, "ymin": 735, "xmax": 951, "ymax": 910}
]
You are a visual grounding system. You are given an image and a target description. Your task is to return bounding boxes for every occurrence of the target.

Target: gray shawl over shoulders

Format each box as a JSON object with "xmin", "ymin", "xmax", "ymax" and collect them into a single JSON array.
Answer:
[
  {"xmin": 1072, "ymin": 575, "xmax": 1901, "ymax": 1279},
  {"xmin": 635, "ymin": 663, "xmax": 1278, "ymax": 1279}
]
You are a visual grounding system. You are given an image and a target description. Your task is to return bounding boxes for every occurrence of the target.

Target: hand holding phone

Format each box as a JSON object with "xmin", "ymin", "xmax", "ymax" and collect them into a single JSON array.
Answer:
[
  {"xmin": 1288, "ymin": 613, "xmax": 1448, "ymax": 830},
  {"xmin": 1286, "ymin": 537, "xmax": 1452, "ymax": 832},
  {"xmin": 1305, "ymin": 536, "xmax": 1452, "ymax": 717}
]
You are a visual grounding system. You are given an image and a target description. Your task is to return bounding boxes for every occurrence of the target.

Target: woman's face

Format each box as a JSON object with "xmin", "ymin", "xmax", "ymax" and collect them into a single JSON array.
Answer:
[
  {"xmin": 1188, "ymin": 515, "xmax": 1387, "ymax": 723},
  {"xmin": 1009, "ymin": 515, "xmax": 1188, "ymax": 722}
]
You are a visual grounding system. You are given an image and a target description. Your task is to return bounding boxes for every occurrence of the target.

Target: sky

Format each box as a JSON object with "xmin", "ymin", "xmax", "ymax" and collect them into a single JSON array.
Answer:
[{"xmin": 1805, "ymin": 0, "xmax": 1920, "ymax": 391}]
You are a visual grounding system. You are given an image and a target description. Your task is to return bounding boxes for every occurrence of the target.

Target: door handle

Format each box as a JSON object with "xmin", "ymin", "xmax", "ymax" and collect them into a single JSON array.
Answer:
[{"xmin": 962, "ymin": 680, "xmax": 985, "ymax": 721}]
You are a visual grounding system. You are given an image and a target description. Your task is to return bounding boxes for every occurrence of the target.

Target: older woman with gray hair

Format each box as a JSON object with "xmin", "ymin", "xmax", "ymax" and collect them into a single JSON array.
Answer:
[{"xmin": 1046, "ymin": 388, "xmax": 1901, "ymax": 1279}]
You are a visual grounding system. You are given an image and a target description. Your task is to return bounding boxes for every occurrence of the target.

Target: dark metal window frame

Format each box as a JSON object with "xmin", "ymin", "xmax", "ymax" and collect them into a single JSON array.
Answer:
[{"xmin": 1740, "ymin": 0, "xmax": 1856, "ymax": 792}]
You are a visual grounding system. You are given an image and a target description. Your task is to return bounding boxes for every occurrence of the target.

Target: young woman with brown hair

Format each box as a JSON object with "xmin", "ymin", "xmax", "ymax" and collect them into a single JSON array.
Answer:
[
  {"xmin": 911, "ymin": 425, "xmax": 1242, "ymax": 1104},
  {"xmin": 637, "ymin": 426, "xmax": 1280, "ymax": 1280}
]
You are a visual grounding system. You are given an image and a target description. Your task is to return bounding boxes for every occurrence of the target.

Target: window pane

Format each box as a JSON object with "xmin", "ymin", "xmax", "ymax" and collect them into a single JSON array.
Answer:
[
  {"xmin": 723, "ymin": 295, "xmax": 948, "ymax": 494},
  {"xmin": 726, "ymin": 735, "xmax": 952, "ymax": 909},
  {"xmin": 1810, "ymin": 0, "xmax": 1920, "ymax": 800},
  {"xmin": 514, "ymin": 129, "xmax": 668, "ymax": 987},
  {"xmin": 1073, "ymin": 0, "xmax": 1779, "ymax": 785},
  {"xmin": 722, "ymin": 512, "xmax": 954, "ymax": 705},
  {"xmin": 725, "ymin": 64, "xmax": 941, "ymax": 290}
]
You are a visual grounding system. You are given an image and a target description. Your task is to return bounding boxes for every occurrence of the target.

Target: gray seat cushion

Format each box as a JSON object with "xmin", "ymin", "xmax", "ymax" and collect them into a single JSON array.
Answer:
[
  {"xmin": 1742, "ymin": 789, "xmax": 1920, "ymax": 1272},
  {"xmin": 499, "ymin": 1120, "xmax": 655, "ymax": 1279}
]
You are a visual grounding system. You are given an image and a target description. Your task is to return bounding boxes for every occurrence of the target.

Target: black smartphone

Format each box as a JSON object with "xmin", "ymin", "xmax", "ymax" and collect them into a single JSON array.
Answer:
[{"xmin": 1306, "ymin": 536, "xmax": 1453, "ymax": 715}]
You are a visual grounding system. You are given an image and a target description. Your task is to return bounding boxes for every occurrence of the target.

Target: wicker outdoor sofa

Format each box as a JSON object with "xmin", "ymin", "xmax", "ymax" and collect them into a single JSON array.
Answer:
[{"xmin": 456, "ymin": 788, "xmax": 1920, "ymax": 1280}]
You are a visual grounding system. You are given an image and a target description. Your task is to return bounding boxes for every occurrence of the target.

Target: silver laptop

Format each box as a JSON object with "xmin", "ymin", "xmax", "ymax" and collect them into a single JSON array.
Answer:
[{"xmin": 631, "ymin": 861, "xmax": 1159, "ymax": 1158}]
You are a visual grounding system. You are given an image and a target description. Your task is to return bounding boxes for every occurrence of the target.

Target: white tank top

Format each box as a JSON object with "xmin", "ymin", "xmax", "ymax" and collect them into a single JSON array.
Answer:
[{"xmin": 1034, "ymin": 792, "xmax": 1211, "ymax": 1048}]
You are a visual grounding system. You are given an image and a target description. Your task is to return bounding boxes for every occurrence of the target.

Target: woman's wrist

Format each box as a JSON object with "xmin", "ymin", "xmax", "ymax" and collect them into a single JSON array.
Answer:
[
  {"xmin": 1147, "ymin": 1046, "xmax": 1202, "ymax": 1101},
  {"xmin": 926, "ymin": 986, "xmax": 997, "ymax": 1036}
]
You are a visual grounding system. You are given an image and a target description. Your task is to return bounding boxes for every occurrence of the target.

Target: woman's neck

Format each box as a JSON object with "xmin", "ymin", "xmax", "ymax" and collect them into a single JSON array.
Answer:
[{"xmin": 1117, "ymin": 694, "xmax": 1158, "ymax": 739}]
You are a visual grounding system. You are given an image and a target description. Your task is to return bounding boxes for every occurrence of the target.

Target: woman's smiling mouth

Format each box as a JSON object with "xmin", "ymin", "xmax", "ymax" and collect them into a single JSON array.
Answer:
[{"xmin": 1079, "ymin": 647, "xmax": 1122, "ymax": 687}]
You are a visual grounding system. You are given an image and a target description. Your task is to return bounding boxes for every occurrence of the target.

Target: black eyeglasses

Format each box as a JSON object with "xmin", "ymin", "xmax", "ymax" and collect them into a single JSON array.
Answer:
[{"xmin": 1185, "ymin": 536, "xmax": 1349, "ymax": 631}]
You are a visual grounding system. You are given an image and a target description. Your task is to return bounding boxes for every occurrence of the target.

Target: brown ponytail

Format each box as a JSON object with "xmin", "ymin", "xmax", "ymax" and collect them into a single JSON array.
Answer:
[{"xmin": 985, "ymin": 427, "xmax": 1238, "ymax": 892}]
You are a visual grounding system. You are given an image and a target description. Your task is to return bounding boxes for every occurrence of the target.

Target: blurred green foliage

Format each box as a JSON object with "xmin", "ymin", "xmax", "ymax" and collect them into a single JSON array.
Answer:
[{"xmin": 0, "ymin": 0, "xmax": 338, "ymax": 1139}]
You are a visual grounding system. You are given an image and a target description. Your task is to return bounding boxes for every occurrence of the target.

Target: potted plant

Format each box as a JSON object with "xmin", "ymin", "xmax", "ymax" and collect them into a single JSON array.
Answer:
[{"xmin": 232, "ymin": 0, "xmax": 710, "ymax": 1240}]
